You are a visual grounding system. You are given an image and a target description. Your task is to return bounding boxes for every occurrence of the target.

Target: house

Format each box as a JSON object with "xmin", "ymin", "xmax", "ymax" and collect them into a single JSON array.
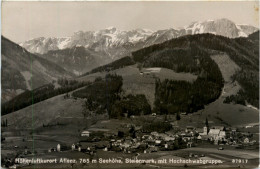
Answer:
[
  {"xmin": 155, "ymin": 140, "xmax": 162, "ymax": 145},
  {"xmin": 48, "ymin": 147, "xmax": 56, "ymax": 152},
  {"xmin": 201, "ymin": 134, "xmax": 212, "ymax": 141},
  {"xmin": 218, "ymin": 131, "xmax": 226, "ymax": 140},
  {"xmin": 187, "ymin": 142, "xmax": 193, "ymax": 148},
  {"xmin": 212, "ymin": 126, "xmax": 225, "ymax": 131},
  {"xmin": 185, "ymin": 126, "xmax": 195, "ymax": 133},
  {"xmin": 57, "ymin": 144, "xmax": 61, "ymax": 152},
  {"xmin": 231, "ymin": 128, "xmax": 237, "ymax": 134},
  {"xmin": 57, "ymin": 144, "xmax": 67, "ymax": 152},
  {"xmin": 196, "ymin": 128, "xmax": 203, "ymax": 134},
  {"xmin": 244, "ymin": 138, "xmax": 250, "ymax": 143},
  {"xmin": 181, "ymin": 112, "xmax": 187, "ymax": 115},
  {"xmin": 140, "ymin": 68, "xmax": 161, "ymax": 76},
  {"xmin": 81, "ymin": 131, "xmax": 91, "ymax": 137},
  {"xmin": 151, "ymin": 132, "xmax": 159, "ymax": 137},
  {"xmin": 72, "ymin": 144, "xmax": 76, "ymax": 151},
  {"xmin": 208, "ymin": 129, "xmax": 220, "ymax": 140},
  {"xmin": 146, "ymin": 146, "xmax": 158, "ymax": 153}
]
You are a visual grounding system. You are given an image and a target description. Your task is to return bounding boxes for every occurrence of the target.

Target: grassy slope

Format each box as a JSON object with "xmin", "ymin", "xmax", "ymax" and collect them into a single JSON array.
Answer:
[
  {"xmin": 78, "ymin": 64, "xmax": 197, "ymax": 108},
  {"xmin": 177, "ymin": 52, "xmax": 258, "ymax": 127},
  {"xmin": 2, "ymin": 94, "xmax": 84, "ymax": 129}
]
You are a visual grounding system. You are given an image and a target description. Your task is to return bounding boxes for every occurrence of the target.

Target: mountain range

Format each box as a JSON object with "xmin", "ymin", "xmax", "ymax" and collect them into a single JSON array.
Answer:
[
  {"xmin": 20, "ymin": 19, "xmax": 258, "ymax": 55},
  {"xmin": 19, "ymin": 18, "xmax": 258, "ymax": 75},
  {"xmin": 2, "ymin": 18, "xmax": 258, "ymax": 102}
]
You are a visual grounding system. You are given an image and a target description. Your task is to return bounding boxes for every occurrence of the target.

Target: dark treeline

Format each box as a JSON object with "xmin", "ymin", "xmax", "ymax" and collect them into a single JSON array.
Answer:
[
  {"xmin": 73, "ymin": 74, "xmax": 151, "ymax": 119},
  {"xmin": 231, "ymin": 69, "xmax": 259, "ymax": 107},
  {"xmin": 143, "ymin": 121, "xmax": 172, "ymax": 133},
  {"xmin": 142, "ymin": 48, "xmax": 201, "ymax": 74},
  {"xmin": 72, "ymin": 74, "xmax": 123, "ymax": 116},
  {"xmin": 153, "ymin": 46, "xmax": 223, "ymax": 114},
  {"xmin": 223, "ymin": 89, "xmax": 246, "ymax": 106},
  {"xmin": 2, "ymin": 80, "xmax": 89, "ymax": 116},
  {"xmin": 111, "ymin": 94, "xmax": 151, "ymax": 118},
  {"xmin": 82, "ymin": 56, "xmax": 135, "ymax": 76}
]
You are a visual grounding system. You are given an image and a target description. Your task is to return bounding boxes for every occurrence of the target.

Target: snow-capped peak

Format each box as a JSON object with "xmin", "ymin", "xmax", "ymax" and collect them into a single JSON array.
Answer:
[
  {"xmin": 19, "ymin": 19, "xmax": 258, "ymax": 54},
  {"xmin": 106, "ymin": 26, "xmax": 117, "ymax": 30}
]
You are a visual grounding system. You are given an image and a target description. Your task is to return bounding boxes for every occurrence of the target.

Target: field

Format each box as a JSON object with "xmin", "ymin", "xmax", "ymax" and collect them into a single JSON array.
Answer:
[
  {"xmin": 5, "ymin": 141, "xmax": 259, "ymax": 168},
  {"xmin": 78, "ymin": 64, "xmax": 196, "ymax": 107}
]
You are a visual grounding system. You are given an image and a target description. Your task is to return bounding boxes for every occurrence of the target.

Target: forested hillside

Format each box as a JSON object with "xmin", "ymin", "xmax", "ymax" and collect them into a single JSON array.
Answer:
[
  {"xmin": 72, "ymin": 74, "xmax": 151, "ymax": 119},
  {"xmin": 153, "ymin": 46, "xmax": 223, "ymax": 114},
  {"xmin": 2, "ymin": 79, "xmax": 89, "ymax": 115},
  {"xmin": 86, "ymin": 32, "xmax": 258, "ymax": 109}
]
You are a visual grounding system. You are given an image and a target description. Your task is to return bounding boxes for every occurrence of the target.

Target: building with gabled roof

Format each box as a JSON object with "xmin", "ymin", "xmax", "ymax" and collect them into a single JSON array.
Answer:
[
  {"xmin": 81, "ymin": 131, "xmax": 91, "ymax": 137},
  {"xmin": 208, "ymin": 129, "xmax": 220, "ymax": 140},
  {"xmin": 212, "ymin": 126, "xmax": 225, "ymax": 131}
]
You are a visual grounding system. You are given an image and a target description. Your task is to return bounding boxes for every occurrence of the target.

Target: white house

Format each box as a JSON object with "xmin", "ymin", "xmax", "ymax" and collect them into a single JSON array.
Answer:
[
  {"xmin": 57, "ymin": 144, "xmax": 61, "ymax": 152},
  {"xmin": 208, "ymin": 129, "xmax": 220, "ymax": 140},
  {"xmin": 81, "ymin": 131, "xmax": 91, "ymax": 137},
  {"xmin": 244, "ymin": 138, "xmax": 249, "ymax": 143},
  {"xmin": 218, "ymin": 131, "xmax": 226, "ymax": 140},
  {"xmin": 72, "ymin": 144, "xmax": 76, "ymax": 151}
]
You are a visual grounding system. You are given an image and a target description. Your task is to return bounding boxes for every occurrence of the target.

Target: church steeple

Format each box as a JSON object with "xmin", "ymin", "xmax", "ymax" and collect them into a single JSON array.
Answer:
[
  {"xmin": 205, "ymin": 117, "xmax": 209, "ymax": 127},
  {"xmin": 204, "ymin": 117, "xmax": 209, "ymax": 135}
]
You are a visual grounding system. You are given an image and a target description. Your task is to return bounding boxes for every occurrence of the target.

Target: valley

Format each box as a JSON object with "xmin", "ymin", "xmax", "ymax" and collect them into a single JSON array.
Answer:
[{"xmin": 1, "ymin": 19, "xmax": 259, "ymax": 169}]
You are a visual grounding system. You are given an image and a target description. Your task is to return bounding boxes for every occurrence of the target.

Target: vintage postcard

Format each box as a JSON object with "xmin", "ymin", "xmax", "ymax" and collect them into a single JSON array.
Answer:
[{"xmin": 1, "ymin": 1, "xmax": 259, "ymax": 168}]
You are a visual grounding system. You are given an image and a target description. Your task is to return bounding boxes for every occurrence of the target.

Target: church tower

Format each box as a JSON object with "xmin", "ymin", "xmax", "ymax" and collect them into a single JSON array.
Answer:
[
  {"xmin": 204, "ymin": 117, "xmax": 209, "ymax": 135},
  {"xmin": 203, "ymin": 126, "xmax": 208, "ymax": 135}
]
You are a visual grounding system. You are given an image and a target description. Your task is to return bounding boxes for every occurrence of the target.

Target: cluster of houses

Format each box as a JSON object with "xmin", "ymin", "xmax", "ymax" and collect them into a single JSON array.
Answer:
[
  {"xmin": 47, "ymin": 119, "xmax": 256, "ymax": 155},
  {"xmin": 181, "ymin": 123, "xmax": 255, "ymax": 146}
]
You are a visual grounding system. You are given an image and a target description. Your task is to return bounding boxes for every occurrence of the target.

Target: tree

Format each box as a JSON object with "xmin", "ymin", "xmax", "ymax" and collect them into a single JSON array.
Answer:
[
  {"xmin": 129, "ymin": 126, "xmax": 136, "ymax": 138},
  {"xmin": 164, "ymin": 114, "xmax": 168, "ymax": 122},
  {"xmin": 118, "ymin": 131, "xmax": 124, "ymax": 138},
  {"xmin": 176, "ymin": 113, "xmax": 181, "ymax": 120},
  {"xmin": 2, "ymin": 120, "xmax": 5, "ymax": 127}
]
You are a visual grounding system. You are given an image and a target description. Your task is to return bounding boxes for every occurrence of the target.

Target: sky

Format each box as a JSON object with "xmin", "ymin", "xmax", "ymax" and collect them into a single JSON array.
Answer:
[{"xmin": 2, "ymin": 1, "xmax": 259, "ymax": 43}]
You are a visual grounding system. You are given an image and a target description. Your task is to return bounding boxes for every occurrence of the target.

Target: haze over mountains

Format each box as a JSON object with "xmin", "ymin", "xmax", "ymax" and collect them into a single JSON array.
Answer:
[{"xmin": 18, "ymin": 18, "xmax": 258, "ymax": 75}]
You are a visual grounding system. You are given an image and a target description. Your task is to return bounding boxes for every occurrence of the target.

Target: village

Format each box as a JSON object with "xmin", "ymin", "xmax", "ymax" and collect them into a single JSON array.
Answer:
[
  {"xmin": 2, "ymin": 112, "xmax": 259, "ymax": 169},
  {"xmin": 48, "ymin": 115, "xmax": 257, "ymax": 157}
]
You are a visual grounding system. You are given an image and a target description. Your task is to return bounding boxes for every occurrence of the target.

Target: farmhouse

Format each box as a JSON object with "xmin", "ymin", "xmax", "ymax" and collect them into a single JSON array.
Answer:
[
  {"xmin": 81, "ymin": 131, "xmax": 91, "ymax": 137},
  {"xmin": 244, "ymin": 138, "xmax": 249, "ymax": 143},
  {"xmin": 57, "ymin": 144, "xmax": 68, "ymax": 152},
  {"xmin": 140, "ymin": 67, "xmax": 161, "ymax": 76}
]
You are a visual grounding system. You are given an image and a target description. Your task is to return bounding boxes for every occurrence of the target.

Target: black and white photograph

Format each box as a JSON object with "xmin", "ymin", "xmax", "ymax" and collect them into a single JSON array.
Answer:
[{"xmin": 1, "ymin": 1, "xmax": 259, "ymax": 168}]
